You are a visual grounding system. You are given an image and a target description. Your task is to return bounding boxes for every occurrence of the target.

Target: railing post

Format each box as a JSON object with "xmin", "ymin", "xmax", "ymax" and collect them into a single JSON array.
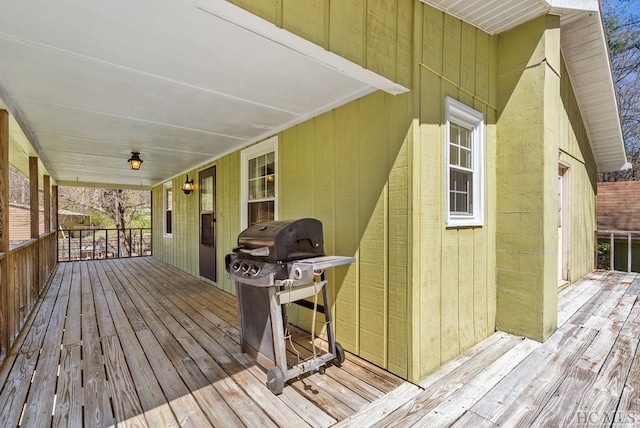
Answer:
[
  {"xmin": 117, "ymin": 229, "xmax": 121, "ymax": 258},
  {"xmin": 629, "ymin": 232, "xmax": 633, "ymax": 273},
  {"xmin": 128, "ymin": 228, "xmax": 132, "ymax": 257},
  {"xmin": 611, "ymin": 232, "xmax": 615, "ymax": 271},
  {"xmin": 92, "ymin": 229, "xmax": 96, "ymax": 260},
  {"xmin": 79, "ymin": 231, "xmax": 82, "ymax": 260}
]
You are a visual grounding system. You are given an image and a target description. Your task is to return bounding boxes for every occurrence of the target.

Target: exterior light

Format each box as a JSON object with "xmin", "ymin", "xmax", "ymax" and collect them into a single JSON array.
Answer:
[
  {"xmin": 128, "ymin": 152, "xmax": 143, "ymax": 170},
  {"xmin": 182, "ymin": 175, "xmax": 195, "ymax": 194}
]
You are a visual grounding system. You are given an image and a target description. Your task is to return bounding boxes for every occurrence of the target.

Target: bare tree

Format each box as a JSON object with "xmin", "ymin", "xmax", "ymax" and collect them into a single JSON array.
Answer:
[{"xmin": 600, "ymin": 0, "xmax": 640, "ymax": 181}]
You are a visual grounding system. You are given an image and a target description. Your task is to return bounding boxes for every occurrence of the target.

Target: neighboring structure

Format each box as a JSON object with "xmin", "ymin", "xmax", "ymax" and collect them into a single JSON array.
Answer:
[
  {"xmin": 0, "ymin": 0, "xmax": 628, "ymax": 383},
  {"xmin": 597, "ymin": 181, "xmax": 640, "ymax": 272},
  {"xmin": 597, "ymin": 181, "xmax": 640, "ymax": 231},
  {"xmin": 8, "ymin": 203, "xmax": 43, "ymax": 244}
]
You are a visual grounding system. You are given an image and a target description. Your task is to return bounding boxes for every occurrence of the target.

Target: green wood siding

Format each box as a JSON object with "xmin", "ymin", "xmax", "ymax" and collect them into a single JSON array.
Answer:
[
  {"xmin": 495, "ymin": 15, "xmax": 561, "ymax": 341},
  {"xmin": 152, "ymin": 152, "xmax": 241, "ymax": 295},
  {"xmin": 558, "ymin": 57, "xmax": 598, "ymax": 281},
  {"xmin": 279, "ymin": 92, "xmax": 413, "ymax": 377},
  {"xmin": 411, "ymin": 4, "xmax": 498, "ymax": 379},
  {"xmin": 150, "ymin": 1, "xmax": 601, "ymax": 384},
  {"xmin": 228, "ymin": 0, "xmax": 413, "ymax": 88}
]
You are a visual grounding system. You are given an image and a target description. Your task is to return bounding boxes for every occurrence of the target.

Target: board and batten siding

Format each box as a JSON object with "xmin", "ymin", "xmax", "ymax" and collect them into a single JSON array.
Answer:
[
  {"xmin": 153, "ymin": 91, "xmax": 414, "ymax": 378},
  {"xmin": 558, "ymin": 56, "xmax": 598, "ymax": 281},
  {"xmin": 227, "ymin": 0, "xmax": 413, "ymax": 90},
  {"xmin": 151, "ymin": 151, "xmax": 241, "ymax": 296},
  {"xmin": 279, "ymin": 91, "xmax": 413, "ymax": 377},
  {"xmin": 412, "ymin": 4, "xmax": 499, "ymax": 379}
]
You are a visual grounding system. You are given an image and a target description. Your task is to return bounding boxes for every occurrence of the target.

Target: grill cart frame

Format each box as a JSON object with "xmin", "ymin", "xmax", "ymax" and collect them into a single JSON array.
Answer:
[{"xmin": 225, "ymin": 219, "xmax": 355, "ymax": 394}]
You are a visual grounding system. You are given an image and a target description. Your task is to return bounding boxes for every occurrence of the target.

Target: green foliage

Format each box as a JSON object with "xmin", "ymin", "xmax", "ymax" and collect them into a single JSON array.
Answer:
[
  {"xmin": 597, "ymin": 241, "xmax": 611, "ymax": 270},
  {"xmin": 89, "ymin": 214, "xmax": 115, "ymax": 228}
]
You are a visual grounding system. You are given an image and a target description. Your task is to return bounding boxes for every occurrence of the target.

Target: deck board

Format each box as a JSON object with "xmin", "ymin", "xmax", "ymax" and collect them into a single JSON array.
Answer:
[{"xmin": 0, "ymin": 260, "xmax": 638, "ymax": 427}]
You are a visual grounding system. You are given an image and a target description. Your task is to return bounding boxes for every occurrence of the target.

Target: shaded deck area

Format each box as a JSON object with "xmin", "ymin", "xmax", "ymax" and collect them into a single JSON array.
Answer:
[{"xmin": 0, "ymin": 259, "xmax": 639, "ymax": 427}]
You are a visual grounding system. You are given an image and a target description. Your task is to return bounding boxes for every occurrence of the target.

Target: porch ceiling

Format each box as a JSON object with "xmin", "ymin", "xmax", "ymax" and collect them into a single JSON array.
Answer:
[
  {"xmin": 0, "ymin": 0, "xmax": 407, "ymax": 189},
  {"xmin": 422, "ymin": 0, "xmax": 630, "ymax": 172}
]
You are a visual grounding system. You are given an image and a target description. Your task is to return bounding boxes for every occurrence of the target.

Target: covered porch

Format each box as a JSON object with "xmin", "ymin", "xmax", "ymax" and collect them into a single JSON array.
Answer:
[{"xmin": 0, "ymin": 258, "xmax": 638, "ymax": 427}]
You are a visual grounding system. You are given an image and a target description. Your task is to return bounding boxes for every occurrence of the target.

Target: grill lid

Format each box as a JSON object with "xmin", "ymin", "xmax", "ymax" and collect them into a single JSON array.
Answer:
[{"xmin": 235, "ymin": 218, "xmax": 324, "ymax": 262}]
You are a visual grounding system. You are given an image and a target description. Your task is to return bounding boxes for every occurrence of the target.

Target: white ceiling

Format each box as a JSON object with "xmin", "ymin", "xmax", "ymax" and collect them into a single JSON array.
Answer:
[
  {"xmin": 421, "ymin": 0, "xmax": 629, "ymax": 172},
  {"xmin": 0, "ymin": 0, "xmax": 407, "ymax": 189}
]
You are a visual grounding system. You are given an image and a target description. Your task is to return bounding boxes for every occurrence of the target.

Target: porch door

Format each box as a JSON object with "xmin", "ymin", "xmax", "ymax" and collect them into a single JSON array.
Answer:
[
  {"xmin": 558, "ymin": 166, "xmax": 569, "ymax": 283},
  {"xmin": 199, "ymin": 166, "xmax": 217, "ymax": 282},
  {"xmin": 558, "ymin": 174, "xmax": 563, "ymax": 282}
]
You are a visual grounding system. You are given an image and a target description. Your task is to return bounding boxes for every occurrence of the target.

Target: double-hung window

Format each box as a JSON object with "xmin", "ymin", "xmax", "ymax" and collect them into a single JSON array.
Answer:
[
  {"xmin": 241, "ymin": 137, "xmax": 277, "ymax": 228},
  {"xmin": 163, "ymin": 182, "xmax": 173, "ymax": 236},
  {"xmin": 445, "ymin": 97, "xmax": 484, "ymax": 227}
]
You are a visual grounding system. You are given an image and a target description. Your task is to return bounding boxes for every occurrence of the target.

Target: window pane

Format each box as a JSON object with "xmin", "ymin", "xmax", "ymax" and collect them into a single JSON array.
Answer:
[
  {"xmin": 248, "ymin": 158, "xmax": 257, "ymax": 179},
  {"xmin": 201, "ymin": 213, "xmax": 214, "ymax": 245},
  {"xmin": 266, "ymin": 175, "xmax": 275, "ymax": 198},
  {"xmin": 200, "ymin": 176, "xmax": 213, "ymax": 212},
  {"xmin": 166, "ymin": 210, "xmax": 172, "ymax": 234},
  {"xmin": 450, "ymin": 169, "xmax": 472, "ymax": 214},
  {"xmin": 266, "ymin": 152, "xmax": 275, "ymax": 175},
  {"xmin": 459, "ymin": 127, "xmax": 471, "ymax": 148},
  {"xmin": 248, "ymin": 201, "xmax": 274, "ymax": 226},
  {"xmin": 249, "ymin": 178, "xmax": 263, "ymax": 201},
  {"xmin": 460, "ymin": 147, "xmax": 471, "ymax": 169},
  {"xmin": 166, "ymin": 188, "xmax": 172, "ymax": 210},
  {"xmin": 450, "ymin": 123, "xmax": 459, "ymax": 145},
  {"xmin": 450, "ymin": 145, "xmax": 458, "ymax": 166}
]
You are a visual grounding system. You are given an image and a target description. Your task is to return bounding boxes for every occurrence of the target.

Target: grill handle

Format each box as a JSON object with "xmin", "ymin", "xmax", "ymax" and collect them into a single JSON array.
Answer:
[{"xmin": 237, "ymin": 246, "xmax": 271, "ymax": 257}]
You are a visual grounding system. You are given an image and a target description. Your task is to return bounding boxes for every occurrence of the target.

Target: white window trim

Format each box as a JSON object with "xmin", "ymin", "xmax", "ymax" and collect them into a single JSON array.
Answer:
[
  {"xmin": 445, "ymin": 97, "xmax": 484, "ymax": 227},
  {"xmin": 163, "ymin": 181, "xmax": 173, "ymax": 238},
  {"xmin": 240, "ymin": 136, "xmax": 278, "ymax": 229}
]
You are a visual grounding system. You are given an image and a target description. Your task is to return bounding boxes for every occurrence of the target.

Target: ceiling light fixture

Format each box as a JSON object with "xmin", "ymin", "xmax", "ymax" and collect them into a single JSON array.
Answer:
[
  {"xmin": 182, "ymin": 175, "xmax": 195, "ymax": 194},
  {"xmin": 128, "ymin": 152, "xmax": 143, "ymax": 170}
]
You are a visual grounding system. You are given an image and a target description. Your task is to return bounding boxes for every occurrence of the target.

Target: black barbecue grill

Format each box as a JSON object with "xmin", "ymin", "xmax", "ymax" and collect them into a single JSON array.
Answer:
[{"xmin": 225, "ymin": 218, "xmax": 355, "ymax": 394}]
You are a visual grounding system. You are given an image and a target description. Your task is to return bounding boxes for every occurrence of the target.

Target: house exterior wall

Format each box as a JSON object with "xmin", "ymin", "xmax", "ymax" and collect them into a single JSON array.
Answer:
[
  {"xmin": 495, "ymin": 15, "xmax": 597, "ymax": 341},
  {"xmin": 558, "ymin": 58, "xmax": 598, "ymax": 282},
  {"xmin": 411, "ymin": 3, "xmax": 499, "ymax": 378},
  {"xmin": 152, "ymin": 1, "xmax": 601, "ymax": 381},
  {"xmin": 496, "ymin": 15, "xmax": 561, "ymax": 341},
  {"xmin": 227, "ymin": 0, "xmax": 413, "ymax": 90}
]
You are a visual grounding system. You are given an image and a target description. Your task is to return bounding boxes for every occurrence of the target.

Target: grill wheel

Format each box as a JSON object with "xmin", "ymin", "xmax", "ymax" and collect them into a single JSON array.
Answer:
[{"xmin": 267, "ymin": 366, "xmax": 285, "ymax": 395}]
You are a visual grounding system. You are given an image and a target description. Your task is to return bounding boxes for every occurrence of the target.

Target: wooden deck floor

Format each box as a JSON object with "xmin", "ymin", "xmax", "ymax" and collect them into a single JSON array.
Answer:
[
  {"xmin": 353, "ymin": 269, "xmax": 640, "ymax": 428},
  {"xmin": 0, "ymin": 259, "xmax": 638, "ymax": 427},
  {"xmin": 0, "ymin": 257, "xmax": 414, "ymax": 427}
]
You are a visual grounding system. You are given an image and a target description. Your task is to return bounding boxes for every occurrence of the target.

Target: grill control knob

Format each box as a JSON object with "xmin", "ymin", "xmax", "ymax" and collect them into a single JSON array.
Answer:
[
  {"xmin": 248, "ymin": 264, "xmax": 260, "ymax": 276},
  {"xmin": 232, "ymin": 261, "xmax": 242, "ymax": 272},
  {"xmin": 241, "ymin": 263, "xmax": 251, "ymax": 275}
]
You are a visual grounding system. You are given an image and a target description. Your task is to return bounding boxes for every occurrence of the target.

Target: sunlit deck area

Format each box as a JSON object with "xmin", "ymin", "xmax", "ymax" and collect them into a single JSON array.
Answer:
[{"xmin": 0, "ymin": 259, "xmax": 638, "ymax": 427}]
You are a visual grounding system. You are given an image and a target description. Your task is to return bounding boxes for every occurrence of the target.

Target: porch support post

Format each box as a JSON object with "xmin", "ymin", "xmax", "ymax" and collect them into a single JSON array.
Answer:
[
  {"xmin": 52, "ymin": 185, "xmax": 58, "ymax": 232},
  {"xmin": 43, "ymin": 175, "xmax": 50, "ymax": 233},
  {"xmin": 0, "ymin": 109, "xmax": 9, "ymax": 356},
  {"xmin": 29, "ymin": 157, "xmax": 38, "ymax": 239}
]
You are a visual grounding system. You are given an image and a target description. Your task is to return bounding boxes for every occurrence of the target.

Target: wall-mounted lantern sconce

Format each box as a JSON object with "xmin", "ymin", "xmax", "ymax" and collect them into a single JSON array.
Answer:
[
  {"xmin": 128, "ymin": 152, "xmax": 143, "ymax": 170},
  {"xmin": 182, "ymin": 175, "xmax": 195, "ymax": 194}
]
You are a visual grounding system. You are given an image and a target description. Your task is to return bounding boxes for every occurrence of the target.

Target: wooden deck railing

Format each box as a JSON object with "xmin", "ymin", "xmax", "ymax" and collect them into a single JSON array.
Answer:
[
  {"xmin": 596, "ymin": 230, "xmax": 640, "ymax": 272},
  {"xmin": 57, "ymin": 228, "xmax": 152, "ymax": 262},
  {"xmin": 1, "ymin": 232, "xmax": 57, "ymax": 361}
]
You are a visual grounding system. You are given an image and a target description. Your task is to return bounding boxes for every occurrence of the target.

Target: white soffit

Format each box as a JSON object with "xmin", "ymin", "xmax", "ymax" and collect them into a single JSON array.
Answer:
[
  {"xmin": 422, "ymin": 0, "xmax": 629, "ymax": 172},
  {"xmin": 0, "ymin": 0, "xmax": 408, "ymax": 189}
]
